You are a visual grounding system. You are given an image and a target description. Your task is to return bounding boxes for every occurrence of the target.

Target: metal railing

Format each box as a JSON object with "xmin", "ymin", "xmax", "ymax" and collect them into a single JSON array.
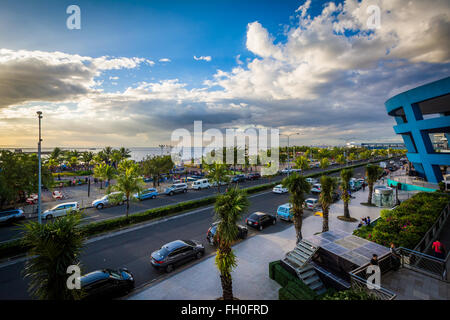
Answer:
[
  {"xmin": 399, "ymin": 247, "xmax": 447, "ymax": 281},
  {"xmin": 413, "ymin": 204, "xmax": 450, "ymax": 254},
  {"xmin": 349, "ymin": 253, "xmax": 397, "ymax": 300}
]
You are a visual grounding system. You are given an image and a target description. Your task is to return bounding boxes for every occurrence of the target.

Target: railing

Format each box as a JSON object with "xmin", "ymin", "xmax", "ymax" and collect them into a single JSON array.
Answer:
[
  {"xmin": 413, "ymin": 203, "xmax": 450, "ymax": 254},
  {"xmin": 349, "ymin": 253, "xmax": 397, "ymax": 300},
  {"xmin": 399, "ymin": 247, "xmax": 447, "ymax": 281}
]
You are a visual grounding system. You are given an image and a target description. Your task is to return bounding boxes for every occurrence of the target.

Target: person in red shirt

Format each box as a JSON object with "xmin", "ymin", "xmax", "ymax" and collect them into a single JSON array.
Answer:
[{"xmin": 432, "ymin": 239, "xmax": 446, "ymax": 259}]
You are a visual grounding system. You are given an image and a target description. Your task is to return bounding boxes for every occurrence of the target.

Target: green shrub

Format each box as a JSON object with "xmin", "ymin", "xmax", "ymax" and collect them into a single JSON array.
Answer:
[
  {"xmin": 353, "ymin": 192, "xmax": 450, "ymax": 248},
  {"xmin": 269, "ymin": 260, "xmax": 280, "ymax": 280},
  {"xmin": 279, "ymin": 287, "xmax": 297, "ymax": 300},
  {"xmin": 284, "ymin": 281, "xmax": 316, "ymax": 300},
  {"xmin": 321, "ymin": 288, "xmax": 379, "ymax": 300}
]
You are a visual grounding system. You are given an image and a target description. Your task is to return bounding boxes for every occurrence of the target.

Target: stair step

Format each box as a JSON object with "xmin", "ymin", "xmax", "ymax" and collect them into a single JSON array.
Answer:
[
  {"xmin": 316, "ymin": 287, "xmax": 327, "ymax": 296},
  {"xmin": 288, "ymin": 251, "xmax": 307, "ymax": 264},
  {"xmin": 310, "ymin": 282, "xmax": 324, "ymax": 291},
  {"xmin": 293, "ymin": 248, "xmax": 311, "ymax": 260},
  {"xmin": 284, "ymin": 256, "xmax": 301, "ymax": 269},
  {"xmin": 298, "ymin": 241, "xmax": 317, "ymax": 253},
  {"xmin": 303, "ymin": 275, "xmax": 320, "ymax": 285},
  {"xmin": 299, "ymin": 269, "xmax": 316, "ymax": 279}
]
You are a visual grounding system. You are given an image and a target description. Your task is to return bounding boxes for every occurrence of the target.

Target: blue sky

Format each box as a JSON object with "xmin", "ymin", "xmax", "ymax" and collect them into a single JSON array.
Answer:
[{"xmin": 0, "ymin": 0, "xmax": 449, "ymax": 147}]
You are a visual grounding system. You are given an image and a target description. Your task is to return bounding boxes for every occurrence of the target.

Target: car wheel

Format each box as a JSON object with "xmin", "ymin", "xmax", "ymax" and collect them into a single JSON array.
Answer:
[
  {"xmin": 46, "ymin": 214, "xmax": 53, "ymax": 220},
  {"xmin": 209, "ymin": 237, "xmax": 215, "ymax": 245},
  {"xmin": 259, "ymin": 225, "xmax": 263, "ymax": 231},
  {"xmin": 272, "ymin": 218, "xmax": 276, "ymax": 225},
  {"xmin": 165, "ymin": 264, "xmax": 174, "ymax": 273},
  {"xmin": 169, "ymin": 191, "xmax": 174, "ymax": 196},
  {"xmin": 183, "ymin": 189, "xmax": 187, "ymax": 193},
  {"xmin": 151, "ymin": 195, "xmax": 156, "ymax": 199},
  {"xmin": 242, "ymin": 230, "xmax": 248, "ymax": 239},
  {"xmin": 96, "ymin": 203, "xmax": 104, "ymax": 210},
  {"xmin": 196, "ymin": 251, "xmax": 203, "ymax": 259}
]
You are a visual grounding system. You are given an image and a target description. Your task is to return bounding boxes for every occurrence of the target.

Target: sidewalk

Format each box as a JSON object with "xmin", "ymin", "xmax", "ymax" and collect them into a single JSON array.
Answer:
[{"xmin": 129, "ymin": 180, "xmax": 384, "ymax": 300}]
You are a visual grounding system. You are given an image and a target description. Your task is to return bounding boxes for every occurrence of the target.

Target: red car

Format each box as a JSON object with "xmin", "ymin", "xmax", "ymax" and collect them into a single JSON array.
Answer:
[{"xmin": 246, "ymin": 173, "xmax": 261, "ymax": 180}]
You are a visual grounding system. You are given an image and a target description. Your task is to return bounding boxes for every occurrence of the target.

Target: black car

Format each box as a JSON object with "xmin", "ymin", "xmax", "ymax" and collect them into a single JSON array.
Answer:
[
  {"xmin": 80, "ymin": 268, "xmax": 134, "ymax": 300},
  {"xmin": 151, "ymin": 239, "xmax": 205, "ymax": 273},
  {"xmin": 245, "ymin": 212, "xmax": 277, "ymax": 231},
  {"xmin": 206, "ymin": 222, "xmax": 248, "ymax": 245},
  {"xmin": 231, "ymin": 174, "xmax": 246, "ymax": 183},
  {"xmin": 246, "ymin": 173, "xmax": 261, "ymax": 180}
]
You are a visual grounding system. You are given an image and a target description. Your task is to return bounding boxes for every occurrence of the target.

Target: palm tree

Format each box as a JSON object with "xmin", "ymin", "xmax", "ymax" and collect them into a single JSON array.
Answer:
[
  {"xmin": 94, "ymin": 163, "xmax": 116, "ymax": 189},
  {"xmin": 366, "ymin": 164, "xmax": 382, "ymax": 205},
  {"xmin": 214, "ymin": 187, "xmax": 249, "ymax": 300},
  {"xmin": 110, "ymin": 150, "xmax": 123, "ymax": 168},
  {"xmin": 206, "ymin": 162, "xmax": 230, "ymax": 193},
  {"xmin": 294, "ymin": 156, "xmax": 309, "ymax": 173},
  {"xmin": 69, "ymin": 156, "xmax": 79, "ymax": 169},
  {"xmin": 340, "ymin": 168, "xmax": 354, "ymax": 219},
  {"xmin": 21, "ymin": 214, "xmax": 84, "ymax": 300},
  {"xmin": 102, "ymin": 146, "xmax": 114, "ymax": 164},
  {"xmin": 112, "ymin": 162, "xmax": 143, "ymax": 219},
  {"xmin": 282, "ymin": 172, "xmax": 311, "ymax": 243},
  {"xmin": 49, "ymin": 147, "xmax": 63, "ymax": 161},
  {"xmin": 320, "ymin": 158, "xmax": 330, "ymax": 170},
  {"xmin": 81, "ymin": 151, "xmax": 94, "ymax": 171},
  {"xmin": 319, "ymin": 175, "xmax": 337, "ymax": 232},
  {"xmin": 119, "ymin": 147, "xmax": 132, "ymax": 160}
]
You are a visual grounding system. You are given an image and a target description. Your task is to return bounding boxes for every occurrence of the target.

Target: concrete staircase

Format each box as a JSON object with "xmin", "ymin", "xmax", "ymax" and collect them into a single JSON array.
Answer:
[{"xmin": 282, "ymin": 239, "xmax": 327, "ymax": 295}]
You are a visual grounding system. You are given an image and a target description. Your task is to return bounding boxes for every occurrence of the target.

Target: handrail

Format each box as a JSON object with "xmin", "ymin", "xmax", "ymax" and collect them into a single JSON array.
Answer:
[
  {"xmin": 413, "ymin": 203, "xmax": 450, "ymax": 253},
  {"xmin": 399, "ymin": 246, "xmax": 447, "ymax": 281},
  {"xmin": 349, "ymin": 272, "xmax": 397, "ymax": 300}
]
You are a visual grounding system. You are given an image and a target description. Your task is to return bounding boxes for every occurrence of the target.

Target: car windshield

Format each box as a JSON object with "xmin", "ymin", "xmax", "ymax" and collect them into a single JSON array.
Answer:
[
  {"xmin": 249, "ymin": 213, "xmax": 261, "ymax": 220},
  {"xmin": 108, "ymin": 270, "xmax": 122, "ymax": 280},
  {"xmin": 183, "ymin": 240, "xmax": 196, "ymax": 246}
]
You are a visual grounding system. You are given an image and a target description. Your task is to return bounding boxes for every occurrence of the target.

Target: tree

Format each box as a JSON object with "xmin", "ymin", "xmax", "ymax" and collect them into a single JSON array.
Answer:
[
  {"xmin": 21, "ymin": 213, "xmax": 84, "ymax": 300},
  {"xmin": 320, "ymin": 158, "xmax": 330, "ymax": 170},
  {"xmin": 282, "ymin": 173, "xmax": 311, "ymax": 243},
  {"xmin": 214, "ymin": 187, "xmax": 249, "ymax": 300},
  {"xmin": 69, "ymin": 156, "xmax": 79, "ymax": 169},
  {"xmin": 319, "ymin": 175, "xmax": 337, "ymax": 232},
  {"xmin": 340, "ymin": 168, "xmax": 354, "ymax": 219},
  {"xmin": 366, "ymin": 164, "xmax": 382, "ymax": 205},
  {"xmin": 119, "ymin": 147, "xmax": 132, "ymax": 160},
  {"xmin": 141, "ymin": 155, "xmax": 174, "ymax": 188},
  {"xmin": 101, "ymin": 146, "xmax": 114, "ymax": 164},
  {"xmin": 81, "ymin": 151, "xmax": 94, "ymax": 170},
  {"xmin": 110, "ymin": 150, "xmax": 123, "ymax": 168},
  {"xmin": 205, "ymin": 162, "xmax": 230, "ymax": 193},
  {"xmin": 49, "ymin": 147, "xmax": 63, "ymax": 161},
  {"xmin": 93, "ymin": 163, "xmax": 116, "ymax": 189},
  {"xmin": 112, "ymin": 162, "xmax": 144, "ymax": 220},
  {"xmin": 336, "ymin": 154, "xmax": 346, "ymax": 165},
  {"xmin": 294, "ymin": 156, "xmax": 309, "ymax": 172}
]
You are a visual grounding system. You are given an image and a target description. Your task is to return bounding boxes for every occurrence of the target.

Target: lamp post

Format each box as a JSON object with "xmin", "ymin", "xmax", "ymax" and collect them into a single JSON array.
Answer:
[
  {"xmin": 280, "ymin": 133, "xmax": 301, "ymax": 176},
  {"xmin": 37, "ymin": 111, "xmax": 43, "ymax": 224}
]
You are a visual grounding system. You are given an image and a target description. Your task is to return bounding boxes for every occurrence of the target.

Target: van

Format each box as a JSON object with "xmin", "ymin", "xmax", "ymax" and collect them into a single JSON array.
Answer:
[{"xmin": 191, "ymin": 179, "xmax": 211, "ymax": 190}]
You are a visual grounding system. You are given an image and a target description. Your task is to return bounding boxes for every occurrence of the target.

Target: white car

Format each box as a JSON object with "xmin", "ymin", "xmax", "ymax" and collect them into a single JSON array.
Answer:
[
  {"xmin": 191, "ymin": 179, "xmax": 211, "ymax": 190},
  {"xmin": 281, "ymin": 168, "xmax": 294, "ymax": 174},
  {"xmin": 42, "ymin": 202, "xmax": 79, "ymax": 219},
  {"xmin": 272, "ymin": 184, "xmax": 288, "ymax": 194},
  {"xmin": 311, "ymin": 183, "xmax": 322, "ymax": 194},
  {"xmin": 211, "ymin": 180, "xmax": 228, "ymax": 187},
  {"xmin": 92, "ymin": 192, "xmax": 126, "ymax": 210},
  {"xmin": 305, "ymin": 178, "xmax": 317, "ymax": 184},
  {"xmin": 304, "ymin": 198, "xmax": 318, "ymax": 210}
]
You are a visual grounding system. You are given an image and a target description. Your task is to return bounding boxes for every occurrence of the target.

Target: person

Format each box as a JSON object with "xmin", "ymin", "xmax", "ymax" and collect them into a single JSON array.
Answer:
[
  {"xmin": 370, "ymin": 254, "xmax": 379, "ymax": 266},
  {"xmin": 358, "ymin": 219, "xmax": 363, "ymax": 228},
  {"xmin": 390, "ymin": 243, "xmax": 401, "ymax": 270},
  {"xmin": 432, "ymin": 239, "xmax": 446, "ymax": 259},
  {"xmin": 367, "ymin": 216, "xmax": 371, "ymax": 225},
  {"xmin": 362, "ymin": 182, "xmax": 366, "ymax": 192},
  {"xmin": 362, "ymin": 217, "xmax": 367, "ymax": 225}
]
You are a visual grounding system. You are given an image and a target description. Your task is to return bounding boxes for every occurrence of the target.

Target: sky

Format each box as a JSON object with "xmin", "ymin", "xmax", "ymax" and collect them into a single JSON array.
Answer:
[{"xmin": 0, "ymin": 0, "xmax": 449, "ymax": 148}]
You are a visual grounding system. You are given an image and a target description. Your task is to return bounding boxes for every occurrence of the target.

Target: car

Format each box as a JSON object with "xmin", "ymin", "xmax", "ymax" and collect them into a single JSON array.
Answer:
[
  {"xmin": 281, "ymin": 168, "xmax": 294, "ymax": 174},
  {"xmin": 206, "ymin": 222, "xmax": 248, "ymax": 245},
  {"xmin": 80, "ymin": 268, "xmax": 134, "ymax": 300},
  {"xmin": 211, "ymin": 180, "xmax": 228, "ymax": 187},
  {"xmin": 311, "ymin": 183, "xmax": 322, "ymax": 194},
  {"xmin": 92, "ymin": 192, "xmax": 126, "ymax": 209},
  {"xmin": 305, "ymin": 178, "xmax": 317, "ymax": 184},
  {"xmin": 134, "ymin": 188, "xmax": 158, "ymax": 200},
  {"xmin": 231, "ymin": 174, "xmax": 246, "ymax": 183},
  {"xmin": 246, "ymin": 173, "xmax": 261, "ymax": 180},
  {"xmin": 304, "ymin": 198, "xmax": 318, "ymax": 210},
  {"xmin": 42, "ymin": 202, "xmax": 79, "ymax": 219},
  {"xmin": 191, "ymin": 179, "xmax": 211, "ymax": 190},
  {"xmin": 245, "ymin": 212, "xmax": 277, "ymax": 231},
  {"xmin": 151, "ymin": 240, "xmax": 205, "ymax": 273},
  {"xmin": 292, "ymin": 169, "xmax": 302, "ymax": 173},
  {"xmin": 164, "ymin": 183, "xmax": 188, "ymax": 195},
  {"xmin": 276, "ymin": 203, "xmax": 293, "ymax": 221},
  {"xmin": 272, "ymin": 184, "xmax": 288, "ymax": 194},
  {"xmin": 0, "ymin": 209, "xmax": 25, "ymax": 224}
]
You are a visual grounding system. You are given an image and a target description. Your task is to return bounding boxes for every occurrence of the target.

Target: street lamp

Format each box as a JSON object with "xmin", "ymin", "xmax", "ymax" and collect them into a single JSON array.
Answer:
[
  {"xmin": 280, "ymin": 132, "xmax": 301, "ymax": 176},
  {"xmin": 37, "ymin": 111, "xmax": 43, "ymax": 224}
]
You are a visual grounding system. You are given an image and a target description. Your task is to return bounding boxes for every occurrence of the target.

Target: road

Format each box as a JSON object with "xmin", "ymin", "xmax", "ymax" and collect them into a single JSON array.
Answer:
[
  {"xmin": 0, "ymin": 165, "xmax": 369, "ymax": 299},
  {"xmin": 0, "ymin": 161, "xmax": 374, "ymax": 242}
]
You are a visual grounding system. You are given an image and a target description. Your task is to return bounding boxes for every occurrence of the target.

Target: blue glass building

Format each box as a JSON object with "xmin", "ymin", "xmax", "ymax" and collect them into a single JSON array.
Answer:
[{"xmin": 385, "ymin": 77, "xmax": 450, "ymax": 184}]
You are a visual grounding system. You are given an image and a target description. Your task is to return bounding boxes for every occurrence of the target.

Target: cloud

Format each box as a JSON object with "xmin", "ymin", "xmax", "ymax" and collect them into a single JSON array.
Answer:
[
  {"xmin": 159, "ymin": 58, "xmax": 171, "ymax": 62},
  {"xmin": 194, "ymin": 55, "xmax": 212, "ymax": 62}
]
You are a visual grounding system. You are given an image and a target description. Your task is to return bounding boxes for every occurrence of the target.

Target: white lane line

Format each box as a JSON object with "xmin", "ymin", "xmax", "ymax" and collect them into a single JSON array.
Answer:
[{"xmin": 0, "ymin": 190, "xmax": 276, "ymax": 269}]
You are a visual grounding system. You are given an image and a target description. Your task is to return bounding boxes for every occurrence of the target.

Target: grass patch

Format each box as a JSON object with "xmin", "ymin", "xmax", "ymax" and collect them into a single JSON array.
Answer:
[{"xmin": 337, "ymin": 216, "xmax": 358, "ymax": 222}]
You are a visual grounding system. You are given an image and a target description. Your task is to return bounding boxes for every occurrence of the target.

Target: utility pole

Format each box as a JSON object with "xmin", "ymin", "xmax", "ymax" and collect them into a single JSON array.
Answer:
[
  {"xmin": 37, "ymin": 111, "xmax": 43, "ymax": 224},
  {"xmin": 280, "ymin": 133, "xmax": 301, "ymax": 176}
]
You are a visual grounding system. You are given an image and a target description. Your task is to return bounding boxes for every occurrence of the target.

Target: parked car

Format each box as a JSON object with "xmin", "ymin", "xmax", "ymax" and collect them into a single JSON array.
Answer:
[
  {"xmin": 305, "ymin": 178, "xmax": 317, "ymax": 184},
  {"xmin": 276, "ymin": 203, "xmax": 293, "ymax": 221},
  {"xmin": 80, "ymin": 268, "xmax": 134, "ymax": 300},
  {"xmin": 191, "ymin": 179, "xmax": 211, "ymax": 190},
  {"xmin": 311, "ymin": 183, "xmax": 322, "ymax": 194},
  {"xmin": 134, "ymin": 188, "xmax": 158, "ymax": 200},
  {"xmin": 231, "ymin": 174, "xmax": 246, "ymax": 183},
  {"xmin": 26, "ymin": 194, "xmax": 38, "ymax": 205},
  {"xmin": 272, "ymin": 184, "xmax": 288, "ymax": 194},
  {"xmin": 164, "ymin": 183, "xmax": 188, "ymax": 195},
  {"xmin": 303, "ymin": 198, "xmax": 318, "ymax": 210},
  {"xmin": 206, "ymin": 222, "xmax": 248, "ymax": 245},
  {"xmin": 151, "ymin": 240, "xmax": 205, "ymax": 273},
  {"xmin": 211, "ymin": 180, "xmax": 228, "ymax": 187},
  {"xmin": 281, "ymin": 168, "xmax": 294, "ymax": 174},
  {"xmin": 245, "ymin": 212, "xmax": 277, "ymax": 231},
  {"xmin": 246, "ymin": 173, "xmax": 261, "ymax": 180},
  {"xmin": 0, "ymin": 209, "xmax": 25, "ymax": 224},
  {"xmin": 92, "ymin": 192, "xmax": 126, "ymax": 210},
  {"xmin": 42, "ymin": 202, "xmax": 79, "ymax": 219}
]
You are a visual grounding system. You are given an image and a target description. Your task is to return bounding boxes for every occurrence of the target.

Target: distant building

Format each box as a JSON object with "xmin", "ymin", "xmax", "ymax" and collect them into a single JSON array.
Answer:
[
  {"xmin": 385, "ymin": 77, "xmax": 450, "ymax": 184},
  {"xmin": 360, "ymin": 142, "xmax": 405, "ymax": 150}
]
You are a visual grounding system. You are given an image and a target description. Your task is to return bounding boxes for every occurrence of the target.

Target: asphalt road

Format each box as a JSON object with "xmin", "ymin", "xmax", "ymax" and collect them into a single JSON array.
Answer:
[
  {"xmin": 0, "ymin": 164, "xmax": 370, "ymax": 300},
  {"xmin": 0, "ymin": 161, "xmax": 372, "ymax": 242}
]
